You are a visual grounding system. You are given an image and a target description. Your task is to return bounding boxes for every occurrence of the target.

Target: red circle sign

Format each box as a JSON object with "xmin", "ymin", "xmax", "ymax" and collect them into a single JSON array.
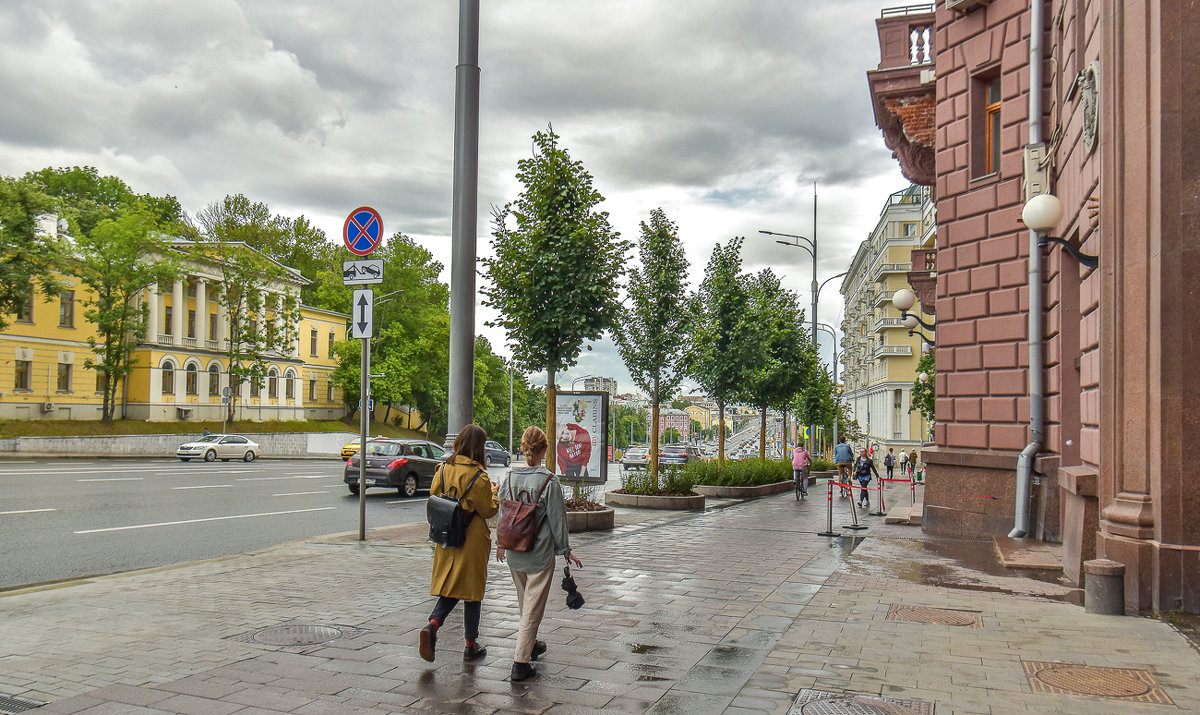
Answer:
[{"xmin": 343, "ymin": 206, "xmax": 384, "ymax": 256}]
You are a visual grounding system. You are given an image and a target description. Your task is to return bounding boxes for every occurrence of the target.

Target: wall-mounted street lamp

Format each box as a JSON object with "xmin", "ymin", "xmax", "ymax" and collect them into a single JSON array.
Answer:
[
  {"xmin": 892, "ymin": 287, "xmax": 935, "ymax": 349},
  {"xmin": 1022, "ymin": 193, "xmax": 1098, "ymax": 269}
]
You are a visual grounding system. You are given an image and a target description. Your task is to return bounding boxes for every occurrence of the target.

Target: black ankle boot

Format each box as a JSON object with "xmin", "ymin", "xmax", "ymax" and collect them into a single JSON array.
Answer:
[
  {"xmin": 463, "ymin": 643, "xmax": 487, "ymax": 661},
  {"xmin": 531, "ymin": 640, "xmax": 547, "ymax": 661},
  {"xmin": 511, "ymin": 661, "xmax": 537, "ymax": 681}
]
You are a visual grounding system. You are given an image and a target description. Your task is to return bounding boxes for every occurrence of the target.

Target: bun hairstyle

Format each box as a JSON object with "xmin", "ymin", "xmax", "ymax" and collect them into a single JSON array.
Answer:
[{"xmin": 521, "ymin": 426, "xmax": 549, "ymax": 459}]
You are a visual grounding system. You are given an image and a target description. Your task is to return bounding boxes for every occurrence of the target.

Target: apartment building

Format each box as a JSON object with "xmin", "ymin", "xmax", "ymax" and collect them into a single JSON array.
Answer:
[{"xmin": 839, "ymin": 185, "xmax": 932, "ymax": 454}]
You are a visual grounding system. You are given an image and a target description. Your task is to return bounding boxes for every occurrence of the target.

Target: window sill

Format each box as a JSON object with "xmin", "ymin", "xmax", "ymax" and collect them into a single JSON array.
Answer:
[
  {"xmin": 969, "ymin": 172, "xmax": 999, "ymax": 185},
  {"xmin": 58, "ymin": 324, "xmax": 75, "ymax": 329},
  {"xmin": 56, "ymin": 390, "xmax": 73, "ymax": 395},
  {"xmin": 13, "ymin": 388, "xmax": 31, "ymax": 393}
]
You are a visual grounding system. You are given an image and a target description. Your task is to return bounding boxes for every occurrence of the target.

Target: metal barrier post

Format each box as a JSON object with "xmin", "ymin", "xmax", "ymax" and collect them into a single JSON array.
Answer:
[
  {"xmin": 818, "ymin": 481, "xmax": 839, "ymax": 537},
  {"xmin": 843, "ymin": 479, "xmax": 867, "ymax": 531},
  {"xmin": 869, "ymin": 478, "xmax": 885, "ymax": 517},
  {"xmin": 910, "ymin": 476, "xmax": 916, "ymax": 506}
]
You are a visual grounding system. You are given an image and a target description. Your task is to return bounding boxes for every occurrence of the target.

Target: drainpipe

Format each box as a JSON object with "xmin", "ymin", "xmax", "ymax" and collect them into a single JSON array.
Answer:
[{"xmin": 1011, "ymin": 0, "xmax": 1046, "ymax": 538}]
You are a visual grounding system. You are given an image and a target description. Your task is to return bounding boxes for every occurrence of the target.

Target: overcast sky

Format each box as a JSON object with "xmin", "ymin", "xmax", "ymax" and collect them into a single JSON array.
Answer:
[{"xmin": 0, "ymin": 0, "xmax": 910, "ymax": 396}]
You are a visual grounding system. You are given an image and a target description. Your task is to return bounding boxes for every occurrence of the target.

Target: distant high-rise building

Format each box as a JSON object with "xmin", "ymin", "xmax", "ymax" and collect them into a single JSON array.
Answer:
[{"xmin": 581, "ymin": 377, "xmax": 617, "ymax": 396}]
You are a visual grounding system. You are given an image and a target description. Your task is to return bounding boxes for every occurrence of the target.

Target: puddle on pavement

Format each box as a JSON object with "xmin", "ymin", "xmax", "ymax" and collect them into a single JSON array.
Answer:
[
  {"xmin": 629, "ymin": 643, "xmax": 669, "ymax": 654},
  {"xmin": 843, "ymin": 535, "xmax": 1084, "ymax": 605}
]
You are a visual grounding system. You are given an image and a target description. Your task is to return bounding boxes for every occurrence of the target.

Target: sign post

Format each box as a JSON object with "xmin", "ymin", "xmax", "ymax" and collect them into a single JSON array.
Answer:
[
  {"xmin": 344, "ymin": 208, "xmax": 383, "ymax": 541},
  {"xmin": 221, "ymin": 386, "xmax": 232, "ymax": 435}
]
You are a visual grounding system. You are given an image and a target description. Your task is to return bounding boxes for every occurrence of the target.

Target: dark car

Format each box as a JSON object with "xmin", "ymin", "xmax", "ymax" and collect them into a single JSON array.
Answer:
[
  {"xmin": 484, "ymin": 440, "xmax": 510, "ymax": 468},
  {"xmin": 344, "ymin": 439, "xmax": 447, "ymax": 497},
  {"xmin": 658, "ymin": 445, "xmax": 701, "ymax": 466}
]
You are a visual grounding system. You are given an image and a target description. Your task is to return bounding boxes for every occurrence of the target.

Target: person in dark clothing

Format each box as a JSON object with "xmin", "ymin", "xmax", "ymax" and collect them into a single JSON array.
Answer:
[{"xmin": 852, "ymin": 449, "xmax": 880, "ymax": 509}]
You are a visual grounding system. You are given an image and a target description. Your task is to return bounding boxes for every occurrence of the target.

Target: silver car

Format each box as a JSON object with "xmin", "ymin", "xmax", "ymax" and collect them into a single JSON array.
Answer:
[{"xmin": 177, "ymin": 434, "xmax": 261, "ymax": 463}]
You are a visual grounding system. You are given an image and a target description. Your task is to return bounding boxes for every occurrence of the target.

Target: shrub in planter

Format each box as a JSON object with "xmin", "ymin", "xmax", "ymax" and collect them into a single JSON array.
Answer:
[
  {"xmin": 617, "ymin": 465, "xmax": 697, "ymax": 496},
  {"xmin": 561, "ymin": 482, "xmax": 605, "ymax": 511},
  {"xmin": 811, "ymin": 457, "xmax": 834, "ymax": 472},
  {"xmin": 684, "ymin": 458, "xmax": 791, "ymax": 487}
]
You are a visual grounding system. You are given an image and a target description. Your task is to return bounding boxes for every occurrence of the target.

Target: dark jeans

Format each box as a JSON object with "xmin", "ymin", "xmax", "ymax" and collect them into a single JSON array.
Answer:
[
  {"xmin": 858, "ymin": 478, "xmax": 871, "ymax": 504},
  {"xmin": 430, "ymin": 596, "xmax": 481, "ymax": 641}
]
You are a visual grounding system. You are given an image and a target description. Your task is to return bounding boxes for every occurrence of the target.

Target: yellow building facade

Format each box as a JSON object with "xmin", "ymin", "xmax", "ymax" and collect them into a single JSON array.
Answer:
[
  {"xmin": 839, "ymin": 185, "xmax": 933, "ymax": 453},
  {"xmin": 0, "ymin": 240, "xmax": 348, "ymax": 422}
]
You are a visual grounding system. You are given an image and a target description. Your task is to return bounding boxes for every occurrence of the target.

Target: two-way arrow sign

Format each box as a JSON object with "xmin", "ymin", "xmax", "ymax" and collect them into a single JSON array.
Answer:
[{"xmin": 350, "ymin": 289, "xmax": 374, "ymax": 339}]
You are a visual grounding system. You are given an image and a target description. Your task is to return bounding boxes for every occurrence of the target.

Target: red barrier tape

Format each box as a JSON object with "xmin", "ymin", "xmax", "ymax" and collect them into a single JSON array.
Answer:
[
  {"xmin": 829, "ymin": 481, "xmax": 855, "ymax": 489},
  {"xmin": 881, "ymin": 478, "xmax": 911, "ymax": 483}
]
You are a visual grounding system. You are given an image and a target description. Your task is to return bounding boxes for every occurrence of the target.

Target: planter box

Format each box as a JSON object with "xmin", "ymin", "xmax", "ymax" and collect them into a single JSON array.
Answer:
[
  {"xmin": 605, "ymin": 491, "xmax": 705, "ymax": 510},
  {"xmin": 566, "ymin": 507, "xmax": 615, "ymax": 532},
  {"xmin": 694, "ymin": 480, "xmax": 794, "ymax": 499}
]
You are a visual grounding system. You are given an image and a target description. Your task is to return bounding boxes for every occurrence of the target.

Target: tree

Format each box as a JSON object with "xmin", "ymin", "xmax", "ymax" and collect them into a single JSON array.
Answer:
[
  {"xmin": 612, "ymin": 404, "xmax": 648, "ymax": 450},
  {"xmin": 0, "ymin": 177, "xmax": 59, "ymax": 331},
  {"xmin": 75, "ymin": 207, "xmax": 182, "ymax": 422},
  {"xmin": 613, "ymin": 208, "xmax": 690, "ymax": 487},
  {"xmin": 910, "ymin": 350, "xmax": 935, "ymax": 424},
  {"xmin": 482, "ymin": 126, "xmax": 629, "ymax": 471},
  {"xmin": 24, "ymin": 166, "xmax": 191, "ymax": 237},
  {"xmin": 688, "ymin": 238, "xmax": 752, "ymax": 466}
]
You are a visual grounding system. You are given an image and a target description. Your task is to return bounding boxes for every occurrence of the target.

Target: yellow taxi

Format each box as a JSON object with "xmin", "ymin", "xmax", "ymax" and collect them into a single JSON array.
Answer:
[{"xmin": 342, "ymin": 436, "xmax": 384, "ymax": 460}]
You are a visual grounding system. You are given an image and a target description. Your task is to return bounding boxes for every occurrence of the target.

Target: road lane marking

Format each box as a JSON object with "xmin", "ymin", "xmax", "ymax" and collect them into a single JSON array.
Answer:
[
  {"xmin": 73, "ymin": 507, "xmax": 338, "ymax": 534},
  {"xmin": 273, "ymin": 491, "xmax": 329, "ymax": 497},
  {"xmin": 0, "ymin": 508, "xmax": 56, "ymax": 515},
  {"xmin": 77, "ymin": 477, "xmax": 144, "ymax": 482},
  {"xmin": 235, "ymin": 475, "xmax": 328, "ymax": 481},
  {"xmin": 173, "ymin": 484, "xmax": 234, "ymax": 490}
]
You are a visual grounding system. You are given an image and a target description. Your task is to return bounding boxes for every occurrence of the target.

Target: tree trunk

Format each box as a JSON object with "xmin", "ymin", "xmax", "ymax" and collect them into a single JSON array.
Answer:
[
  {"xmin": 383, "ymin": 403, "xmax": 392, "ymax": 424},
  {"xmin": 650, "ymin": 379, "xmax": 660, "ymax": 490},
  {"xmin": 782, "ymin": 407, "xmax": 788, "ymax": 450},
  {"xmin": 759, "ymin": 407, "xmax": 767, "ymax": 460},
  {"xmin": 545, "ymin": 367, "xmax": 557, "ymax": 473},
  {"xmin": 717, "ymin": 400, "xmax": 726, "ymax": 467}
]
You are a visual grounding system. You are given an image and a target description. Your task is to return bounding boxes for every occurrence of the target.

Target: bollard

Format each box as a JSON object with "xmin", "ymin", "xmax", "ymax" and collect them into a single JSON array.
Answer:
[
  {"xmin": 818, "ymin": 481, "xmax": 839, "ymax": 537},
  {"xmin": 869, "ymin": 479, "xmax": 885, "ymax": 517},
  {"xmin": 843, "ymin": 480, "xmax": 867, "ymax": 531},
  {"xmin": 1084, "ymin": 559, "xmax": 1125, "ymax": 615},
  {"xmin": 910, "ymin": 476, "xmax": 916, "ymax": 506}
]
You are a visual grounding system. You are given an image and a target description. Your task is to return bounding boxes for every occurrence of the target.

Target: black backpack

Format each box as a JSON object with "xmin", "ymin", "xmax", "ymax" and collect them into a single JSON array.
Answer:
[{"xmin": 427, "ymin": 466, "xmax": 485, "ymax": 548}]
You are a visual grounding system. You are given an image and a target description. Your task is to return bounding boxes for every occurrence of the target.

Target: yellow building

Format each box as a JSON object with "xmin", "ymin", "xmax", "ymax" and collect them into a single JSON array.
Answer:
[
  {"xmin": 0, "ymin": 237, "xmax": 348, "ymax": 422},
  {"xmin": 839, "ymin": 185, "xmax": 933, "ymax": 452}
]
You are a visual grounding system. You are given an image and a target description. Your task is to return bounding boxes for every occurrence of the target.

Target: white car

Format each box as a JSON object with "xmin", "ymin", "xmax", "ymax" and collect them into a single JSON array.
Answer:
[{"xmin": 177, "ymin": 434, "xmax": 261, "ymax": 463}]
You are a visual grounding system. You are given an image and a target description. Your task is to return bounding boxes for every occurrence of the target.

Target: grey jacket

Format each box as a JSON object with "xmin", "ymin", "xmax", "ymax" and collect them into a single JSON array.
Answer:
[{"xmin": 498, "ymin": 465, "xmax": 571, "ymax": 573}]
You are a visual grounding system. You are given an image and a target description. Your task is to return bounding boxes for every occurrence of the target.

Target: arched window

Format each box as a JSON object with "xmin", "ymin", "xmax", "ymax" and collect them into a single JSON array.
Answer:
[
  {"xmin": 268, "ymin": 367, "xmax": 279, "ymax": 399},
  {"xmin": 208, "ymin": 364, "xmax": 221, "ymax": 397},
  {"xmin": 185, "ymin": 362, "xmax": 199, "ymax": 395},
  {"xmin": 161, "ymin": 360, "xmax": 176, "ymax": 395},
  {"xmin": 284, "ymin": 368, "xmax": 296, "ymax": 401}
]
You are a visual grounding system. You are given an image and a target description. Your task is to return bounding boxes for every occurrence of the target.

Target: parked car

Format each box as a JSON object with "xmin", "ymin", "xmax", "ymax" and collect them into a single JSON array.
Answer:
[
  {"xmin": 658, "ymin": 445, "xmax": 701, "ymax": 466},
  {"xmin": 177, "ymin": 434, "xmax": 260, "ymax": 463},
  {"xmin": 484, "ymin": 440, "xmax": 510, "ymax": 467},
  {"xmin": 621, "ymin": 446, "xmax": 649, "ymax": 470},
  {"xmin": 344, "ymin": 438, "xmax": 447, "ymax": 497},
  {"xmin": 341, "ymin": 435, "xmax": 383, "ymax": 460}
]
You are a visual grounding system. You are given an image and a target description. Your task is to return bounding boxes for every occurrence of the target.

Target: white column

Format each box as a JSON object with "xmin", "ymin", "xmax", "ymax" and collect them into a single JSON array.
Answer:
[
  {"xmin": 146, "ymin": 284, "xmax": 159, "ymax": 343},
  {"xmin": 214, "ymin": 286, "xmax": 228, "ymax": 346},
  {"xmin": 273, "ymin": 292, "xmax": 285, "ymax": 354},
  {"xmin": 195, "ymin": 279, "xmax": 208, "ymax": 347},
  {"xmin": 288, "ymin": 290, "xmax": 300, "ymax": 357},
  {"xmin": 171, "ymin": 280, "xmax": 185, "ymax": 346}
]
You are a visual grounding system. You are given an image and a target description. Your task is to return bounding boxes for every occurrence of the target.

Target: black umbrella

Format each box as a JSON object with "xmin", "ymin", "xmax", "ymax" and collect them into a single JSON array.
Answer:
[{"xmin": 561, "ymin": 566, "xmax": 585, "ymax": 610}]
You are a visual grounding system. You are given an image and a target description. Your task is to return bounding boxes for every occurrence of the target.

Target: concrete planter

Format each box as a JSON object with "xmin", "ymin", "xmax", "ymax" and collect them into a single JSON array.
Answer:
[
  {"xmin": 605, "ymin": 491, "xmax": 705, "ymax": 510},
  {"xmin": 694, "ymin": 480, "xmax": 794, "ymax": 499},
  {"xmin": 565, "ymin": 507, "xmax": 615, "ymax": 533}
]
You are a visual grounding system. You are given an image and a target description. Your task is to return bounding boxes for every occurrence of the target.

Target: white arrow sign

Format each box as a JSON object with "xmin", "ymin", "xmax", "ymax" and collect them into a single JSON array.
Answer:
[{"xmin": 350, "ymin": 289, "xmax": 374, "ymax": 339}]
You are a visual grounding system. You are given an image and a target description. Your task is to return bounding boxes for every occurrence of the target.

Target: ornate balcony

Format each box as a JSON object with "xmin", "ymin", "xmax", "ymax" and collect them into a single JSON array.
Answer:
[
  {"xmin": 866, "ymin": 4, "xmax": 936, "ymax": 186},
  {"xmin": 908, "ymin": 248, "xmax": 937, "ymax": 315}
]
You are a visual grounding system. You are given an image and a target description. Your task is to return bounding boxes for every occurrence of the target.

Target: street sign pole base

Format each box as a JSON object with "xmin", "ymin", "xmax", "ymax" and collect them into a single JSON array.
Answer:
[
  {"xmin": 817, "ymin": 531, "xmax": 841, "ymax": 537},
  {"xmin": 842, "ymin": 524, "xmax": 869, "ymax": 530}
]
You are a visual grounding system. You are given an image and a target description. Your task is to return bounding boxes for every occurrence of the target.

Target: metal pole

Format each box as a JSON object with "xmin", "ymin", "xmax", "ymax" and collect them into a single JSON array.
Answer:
[
  {"xmin": 446, "ymin": 0, "xmax": 480, "ymax": 435},
  {"xmin": 818, "ymin": 480, "xmax": 839, "ymax": 537},
  {"xmin": 508, "ymin": 366, "xmax": 514, "ymax": 455},
  {"xmin": 358, "ymin": 336, "xmax": 369, "ymax": 541},
  {"xmin": 809, "ymin": 182, "xmax": 818, "ymax": 455}
]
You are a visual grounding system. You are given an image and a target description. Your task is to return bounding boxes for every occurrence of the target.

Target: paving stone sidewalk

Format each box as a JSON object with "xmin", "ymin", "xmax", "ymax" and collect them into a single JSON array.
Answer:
[{"xmin": 3, "ymin": 482, "xmax": 1200, "ymax": 714}]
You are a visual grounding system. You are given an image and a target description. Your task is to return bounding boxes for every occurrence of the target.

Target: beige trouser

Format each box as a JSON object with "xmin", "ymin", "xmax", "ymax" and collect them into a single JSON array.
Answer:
[{"xmin": 510, "ymin": 559, "xmax": 556, "ymax": 663}]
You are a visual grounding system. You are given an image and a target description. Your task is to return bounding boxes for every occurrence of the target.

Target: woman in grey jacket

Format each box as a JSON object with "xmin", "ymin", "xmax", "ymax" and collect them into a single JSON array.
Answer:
[{"xmin": 496, "ymin": 426, "xmax": 583, "ymax": 682}]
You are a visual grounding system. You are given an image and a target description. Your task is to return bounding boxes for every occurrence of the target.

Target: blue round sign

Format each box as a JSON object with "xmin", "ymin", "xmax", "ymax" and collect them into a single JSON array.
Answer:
[{"xmin": 343, "ymin": 206, "xmax": 384, "ymax": 256}]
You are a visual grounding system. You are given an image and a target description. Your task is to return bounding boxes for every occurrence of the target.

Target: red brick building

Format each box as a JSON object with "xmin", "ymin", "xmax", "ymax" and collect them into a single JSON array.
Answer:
[{"xmin": 868, "ymin": 1, "xmax": 1198, "ymax": 613}]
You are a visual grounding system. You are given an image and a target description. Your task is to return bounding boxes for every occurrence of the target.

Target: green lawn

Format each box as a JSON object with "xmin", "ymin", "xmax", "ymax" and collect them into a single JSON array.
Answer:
[{"xmin": 0, "ymin": 418, "xmax": 430, "ymax": 440}]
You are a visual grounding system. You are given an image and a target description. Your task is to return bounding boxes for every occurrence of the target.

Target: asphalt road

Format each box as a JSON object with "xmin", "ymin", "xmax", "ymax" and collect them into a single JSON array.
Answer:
[{"xmin": 0, "ymin": 456, "xmax": 518, "ymax": 591}]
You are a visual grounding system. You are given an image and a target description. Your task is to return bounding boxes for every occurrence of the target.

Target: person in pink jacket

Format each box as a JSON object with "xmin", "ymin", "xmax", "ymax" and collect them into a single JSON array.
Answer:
[{"xmin": 792, "ymin": 442, "xmax": 811, "ymax": 498}]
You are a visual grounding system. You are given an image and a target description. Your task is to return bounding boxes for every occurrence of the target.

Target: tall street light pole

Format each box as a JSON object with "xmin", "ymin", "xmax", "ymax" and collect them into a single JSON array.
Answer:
[{"xmin": 447, "ymin": 0, "xmax": 480, "ymax": 435}]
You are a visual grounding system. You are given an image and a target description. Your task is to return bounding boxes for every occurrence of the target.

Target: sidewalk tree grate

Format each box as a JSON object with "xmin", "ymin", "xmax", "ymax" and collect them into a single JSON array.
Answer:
[
  {"xmin": 1022, "ymin": 661, "xmax": 1174, "ymax": 704},
  {"xmin": 228, "ymin": 623, "xmax": 365, "ymax": 647},
  {"xmin": 790, "ymin": 689, "xmax": 934, "ymax": 714},
  {"xmin": 0, "ymin": 693, "xmax": 46, "ymax": 714},
  {"xmin": 886, "ymin": 604, "xmax": 982, "ymax": 628}
]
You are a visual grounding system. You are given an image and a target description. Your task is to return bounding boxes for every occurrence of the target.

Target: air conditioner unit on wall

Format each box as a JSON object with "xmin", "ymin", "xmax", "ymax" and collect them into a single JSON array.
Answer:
[
  {"xmin": 945, "ymin": 0, "xmax": 990, "ymax": 12},
  {"xmin": 41, "ymin": 403, "xmax": 56, "ymax": 413}
]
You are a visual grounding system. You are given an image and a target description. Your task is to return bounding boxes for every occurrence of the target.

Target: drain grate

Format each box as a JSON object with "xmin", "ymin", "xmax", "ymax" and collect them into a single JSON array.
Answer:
[
  {"xmin": 228, "ymin": 623, "xmax": 366, "ymax": 647},
  {"xmin": 886, "ymin": 604, "xmax": 982, "ymax": 628},
  {"xmin": 1022, "ymin": 661, "xmax": 1173, "ymax": 704},
  {"xmin": 0, "ymin": 693, "xmax": 45, "ymax": 714},
  {"xmin": 790, "ymin": 689, "xmax": 934, "ymax": 714}
]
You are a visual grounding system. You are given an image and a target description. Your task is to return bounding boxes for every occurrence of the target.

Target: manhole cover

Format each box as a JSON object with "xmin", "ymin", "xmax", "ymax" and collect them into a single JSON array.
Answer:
[
  {"xmin": 886, "ymin": 604, "xmax": 981, "ymax": 628},
  {"xmin": 1022, "ymin": 661, "xmax": 1174, "ymax": 704},
  {"xmin": 790, "ymin": 689, "xmax": 934, "ymax": 715},
  {"xmin": 252, "ymin": 624, "xmax": 342, "ymax": 646}
]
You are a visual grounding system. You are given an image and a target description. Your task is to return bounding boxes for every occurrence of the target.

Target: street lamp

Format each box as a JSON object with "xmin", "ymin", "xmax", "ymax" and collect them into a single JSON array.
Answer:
[
  {"xmin": 1023, "ymin": 193, "xmax": 1098, "ymax": 268},
  {"xmin": 892, "ymin": 288, "xmax": 935, "ymax": 348}
]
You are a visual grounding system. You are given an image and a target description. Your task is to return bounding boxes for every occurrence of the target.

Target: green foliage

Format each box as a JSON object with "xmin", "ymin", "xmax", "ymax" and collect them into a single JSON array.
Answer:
[
  {"xmin": 24, "ymin": 166, "xmax": 190, "ymax": 237},
  {"xmin": 0, "ymin": 176, "xmax": 60, "ymax": 331},
  {"xmin": 811, "ymin": 457, "xmax": 834, "ymax": 471},
  {"xmin": 684, "ymin": 458, "xmax": 792, "ymax": 487},
  {"xmin": 910, "ymin": 350, "xmax": 935, "ymax": 423},
  {"xmin": 612, "ymin": 404, "xmax": 648, "ymax": 450},
  {"xmin": 621, "ymin": 465, "xmax": 696, "ymax": 495}
]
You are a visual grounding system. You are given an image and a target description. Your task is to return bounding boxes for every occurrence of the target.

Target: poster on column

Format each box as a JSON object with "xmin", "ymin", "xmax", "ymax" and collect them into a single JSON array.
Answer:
[{"xmin": 554, "ymin": 391, "xmax": 608, "ymax": 486}]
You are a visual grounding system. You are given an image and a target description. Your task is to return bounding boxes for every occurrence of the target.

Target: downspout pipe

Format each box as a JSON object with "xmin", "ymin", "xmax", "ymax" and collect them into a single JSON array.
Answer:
[{"xmin": 1011, "ymin": 0, "xmax": 1046, "ymax": 538}]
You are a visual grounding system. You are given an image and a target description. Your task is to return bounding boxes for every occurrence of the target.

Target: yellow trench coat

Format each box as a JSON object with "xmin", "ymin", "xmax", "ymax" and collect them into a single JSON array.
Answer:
[{"xmin": 429, "ymin": 456, "xmax": 498, "ymax": 602}]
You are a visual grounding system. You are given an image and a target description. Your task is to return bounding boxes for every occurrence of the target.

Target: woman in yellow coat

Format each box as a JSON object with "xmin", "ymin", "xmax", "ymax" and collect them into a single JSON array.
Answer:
[{"xmin": 420, "ymin": 424, "xmax": 498, "ymax": 662}]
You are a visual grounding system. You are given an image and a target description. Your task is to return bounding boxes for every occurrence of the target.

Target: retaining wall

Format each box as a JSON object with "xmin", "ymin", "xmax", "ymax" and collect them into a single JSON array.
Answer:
[{"xmin": 0, "ymin": 432, "xmax": 359, "ymax": 459}]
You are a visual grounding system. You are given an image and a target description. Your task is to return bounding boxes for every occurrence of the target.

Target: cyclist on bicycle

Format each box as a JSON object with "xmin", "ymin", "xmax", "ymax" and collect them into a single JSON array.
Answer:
[
  {"xmin": 792, "ymin": 441, "xmax": 811, "ymax": 499},
  {"xmin": 833, "ymin": 437, "xmax": 854, "ymax": 498}
]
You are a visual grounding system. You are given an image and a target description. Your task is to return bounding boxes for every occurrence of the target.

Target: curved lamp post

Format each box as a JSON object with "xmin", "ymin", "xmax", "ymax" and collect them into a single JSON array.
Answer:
[
  {"xmin": 892, "ymin": 287, "xmax": 935, "ymax": 348},
  {"xmin": 1023, "ymin": 193, "xmax": 1098, "ymax": 268}
]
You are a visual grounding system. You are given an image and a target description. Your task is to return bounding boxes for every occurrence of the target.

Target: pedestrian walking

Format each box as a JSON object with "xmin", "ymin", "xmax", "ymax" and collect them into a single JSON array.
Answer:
[
  {"xmin": 496, "ymin": 426, "xmax": 583, "ymax": 682},
  {"xmin": 792, "ymin": 441, "xmax": 811, "ymax": 498},
  {"xmin": 833, "ymin": 437, "xmax": 854, "ymax": 497},
  {"xmin": 853, "ymin": 448, "xmax": 880, "ymax": 509},
  {"xmin": 909, "ymin": 449, "xmax": 919, "ymax": 479},
  {"xmin": 420, "ymin": 425, "xmax": 499, "ymax": 664},
  {"xmin": 898, "ymin": 449, "xmax": 909, "ymax": 477},
  {"xmin": 884, "ymin": 448, "xmax": 895, "ymax": 479}
]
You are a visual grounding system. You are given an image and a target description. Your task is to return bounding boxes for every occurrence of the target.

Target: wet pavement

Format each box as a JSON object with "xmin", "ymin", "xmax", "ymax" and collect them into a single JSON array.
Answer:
[{"xmin": 3, "ymin": 480, "xmax": 1200, "ymax": 714}]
